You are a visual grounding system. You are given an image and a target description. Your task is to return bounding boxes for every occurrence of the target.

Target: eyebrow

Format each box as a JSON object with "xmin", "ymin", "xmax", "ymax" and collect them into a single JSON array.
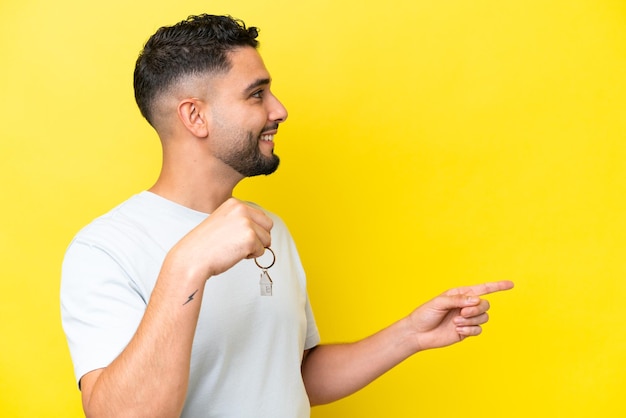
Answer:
[{"xmin": 244, "ymin": 78, "xmax": 271, "ymax": 94}]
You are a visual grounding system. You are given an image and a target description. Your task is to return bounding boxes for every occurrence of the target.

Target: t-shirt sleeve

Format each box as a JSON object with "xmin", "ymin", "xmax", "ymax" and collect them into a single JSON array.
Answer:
[
  {"xmin": 303, "ymin": 293, "xmax": 320, "ymax": 350},
  {"xmin": 60, "ymin": 239, "xmax": 147, "ymax": 387}
]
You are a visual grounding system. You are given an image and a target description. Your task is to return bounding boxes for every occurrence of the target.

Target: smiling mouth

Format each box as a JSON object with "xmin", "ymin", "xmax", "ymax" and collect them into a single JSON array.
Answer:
[{"xmin": 260, "ymin": 134, "xmax": 274, "ymax": 142}]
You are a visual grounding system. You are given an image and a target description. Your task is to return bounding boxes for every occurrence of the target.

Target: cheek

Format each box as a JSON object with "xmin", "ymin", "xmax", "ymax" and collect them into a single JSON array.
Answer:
[
  {"xmin": 215, "ymin": 106, "xmax": 267, "ymax": 136},
  {"xmin": 244, "ymin": 107, "xmax": 269, "ymax": 128}
]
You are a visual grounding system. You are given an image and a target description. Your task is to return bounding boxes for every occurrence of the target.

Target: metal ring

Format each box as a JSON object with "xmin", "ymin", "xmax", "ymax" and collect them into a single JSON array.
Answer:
[{"xmin": 254, "ymin": 247, "xmax": 276, "ymax": 269}]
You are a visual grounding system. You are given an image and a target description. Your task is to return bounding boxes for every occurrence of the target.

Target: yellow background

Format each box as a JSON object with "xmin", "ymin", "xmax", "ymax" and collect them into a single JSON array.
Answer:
[{"xmin": 1, "ymin": 0, "xmax": 625, "ymax": 416}]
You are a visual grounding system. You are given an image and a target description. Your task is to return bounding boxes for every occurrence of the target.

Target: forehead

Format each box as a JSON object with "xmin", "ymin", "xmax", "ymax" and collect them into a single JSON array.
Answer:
[{"xmin": 218, "ymin": 47, "xmax": 271, "ymax": 91}]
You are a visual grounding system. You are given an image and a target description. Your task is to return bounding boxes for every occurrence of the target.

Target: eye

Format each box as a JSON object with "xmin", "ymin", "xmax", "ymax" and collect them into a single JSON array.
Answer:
[{"xmin": 251, "ymin": 89, "xmax": 265, "ymax": 99}]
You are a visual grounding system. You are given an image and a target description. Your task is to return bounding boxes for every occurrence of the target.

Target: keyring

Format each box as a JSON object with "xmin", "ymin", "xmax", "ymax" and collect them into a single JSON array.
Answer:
[{"xmin": 254, "ymin": 247, "xmax": 276, "ymax": 269}]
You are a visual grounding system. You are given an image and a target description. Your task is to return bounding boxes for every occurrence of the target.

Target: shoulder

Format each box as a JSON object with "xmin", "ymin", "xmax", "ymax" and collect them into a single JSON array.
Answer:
[
  {"xmin": 67, "ymin": 194, "xmax": 149, "ymax": 249},
  {"xmin": 68, "ymin": 192, "xmax": 206, "ymax": 251}
]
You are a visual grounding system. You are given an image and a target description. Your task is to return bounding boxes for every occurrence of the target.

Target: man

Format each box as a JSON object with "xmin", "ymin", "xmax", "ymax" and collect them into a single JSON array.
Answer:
[{"xmin": 61, "ymin": 14, "xmax": 513, "ymax": 418}]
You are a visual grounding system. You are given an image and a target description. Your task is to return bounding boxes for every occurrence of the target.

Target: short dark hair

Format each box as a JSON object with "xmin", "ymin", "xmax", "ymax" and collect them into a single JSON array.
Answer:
[{"xmin": 133, "ymin": 14, "xmax": 259, "ymax": 125}]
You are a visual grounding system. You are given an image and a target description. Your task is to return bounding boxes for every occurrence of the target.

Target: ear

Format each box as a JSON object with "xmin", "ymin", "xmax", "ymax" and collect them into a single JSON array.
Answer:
[{"xmin": 177, "ymin": 98, "xmax": 210, "ymax": 138}]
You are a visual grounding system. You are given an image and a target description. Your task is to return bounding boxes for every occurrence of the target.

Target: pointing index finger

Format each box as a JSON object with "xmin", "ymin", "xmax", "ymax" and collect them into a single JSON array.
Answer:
[{"xmin": 449, "ymin": 280, "xmax": 515, "ymax": 297}]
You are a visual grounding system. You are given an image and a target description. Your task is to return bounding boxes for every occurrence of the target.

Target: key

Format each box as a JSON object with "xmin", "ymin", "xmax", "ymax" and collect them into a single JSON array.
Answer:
[
  {"xmin": 255, "ymin": 247, "xmax": 276, "ymax": 297},
  {"xmin": 259, "ymin": 269, "xmax": 273, "ymax": 296}
]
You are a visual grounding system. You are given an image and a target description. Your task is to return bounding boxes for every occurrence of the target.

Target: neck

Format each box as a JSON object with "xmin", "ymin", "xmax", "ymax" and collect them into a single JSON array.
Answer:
[{"xmin": 149, "ymin": 141, "xmax": 244, "ymax": 214}]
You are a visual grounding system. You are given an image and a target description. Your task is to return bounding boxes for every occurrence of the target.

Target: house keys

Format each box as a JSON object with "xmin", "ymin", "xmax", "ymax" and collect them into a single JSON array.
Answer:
[{"xmin": 254, "ymin": 247, "xmax": 276, "ymax": 296}]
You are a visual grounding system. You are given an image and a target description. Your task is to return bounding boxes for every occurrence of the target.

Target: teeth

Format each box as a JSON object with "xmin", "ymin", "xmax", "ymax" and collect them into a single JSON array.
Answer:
[{"xmin": 260, "ymin": 134, "xmax": 274, "ymax": 141}]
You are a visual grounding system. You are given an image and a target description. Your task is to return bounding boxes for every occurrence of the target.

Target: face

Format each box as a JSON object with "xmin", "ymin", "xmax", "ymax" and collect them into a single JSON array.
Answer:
[{"xmin": 207, "ymin": 47, "xmax": 288, "ymax": 178}]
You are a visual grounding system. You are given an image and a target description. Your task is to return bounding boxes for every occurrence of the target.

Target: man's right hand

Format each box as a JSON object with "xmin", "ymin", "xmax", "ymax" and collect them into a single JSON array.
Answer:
[{"xmin": 165, "ymin": 198, "xmax": 274, "ymax": 283}]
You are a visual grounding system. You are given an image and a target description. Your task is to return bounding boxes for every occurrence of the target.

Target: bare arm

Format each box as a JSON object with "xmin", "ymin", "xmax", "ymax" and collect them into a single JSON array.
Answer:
[
  {"xmin": 80, "ymin": 199, "xmax": 273, "ymax": 418},
  {"xmin": 301, "ymin": 281, "xmax": 514, "ymax": 405}
]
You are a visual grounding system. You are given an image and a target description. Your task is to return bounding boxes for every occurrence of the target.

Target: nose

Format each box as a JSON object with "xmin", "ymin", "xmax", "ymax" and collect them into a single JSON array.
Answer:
[{"xmin": 267, "ymin": 91, "xmax": 288, "ymax": 123}]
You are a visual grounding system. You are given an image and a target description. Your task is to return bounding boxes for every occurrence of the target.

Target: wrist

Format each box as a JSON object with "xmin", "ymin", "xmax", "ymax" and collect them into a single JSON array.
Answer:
[
  {"xmin": 394, "ymin": 316, "xmax": 423, "ymax": 357},
  {"xmin": 163, "ymin": 243, "xmax": 217, "ymax": 284},
  {"xmin": 158, "ymin": 255, "xmax": 211, "ymax": 300}
]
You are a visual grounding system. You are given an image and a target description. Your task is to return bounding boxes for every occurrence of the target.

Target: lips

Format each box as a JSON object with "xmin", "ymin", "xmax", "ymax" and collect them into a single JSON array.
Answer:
[{"xmin": 260, "ymin": 124, "xmax": 279, "ymax": 142}]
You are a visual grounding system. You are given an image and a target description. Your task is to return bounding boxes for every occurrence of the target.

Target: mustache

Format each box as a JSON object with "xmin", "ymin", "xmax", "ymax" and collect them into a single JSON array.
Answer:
[{"xmin": 261, "ymin": 123, "xmax": 279, "ymax": 134}]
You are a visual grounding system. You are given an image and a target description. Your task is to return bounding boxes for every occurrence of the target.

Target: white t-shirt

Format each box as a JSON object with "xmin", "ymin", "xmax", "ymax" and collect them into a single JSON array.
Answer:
[{"xmin": 61, "ymin": 192, "xmax": 320, "ymax": 417}]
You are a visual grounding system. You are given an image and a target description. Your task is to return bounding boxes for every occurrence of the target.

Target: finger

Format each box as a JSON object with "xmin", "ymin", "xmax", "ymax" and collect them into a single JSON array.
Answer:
[
  {"xmin": 429, "ymin": 293, "xmax": 482, "ymax": 312},
  {"xmin": 243, "ymin": 228, "xmax": 272, "ymax": 259},
  {"xmin": 454, "ymin": 312, "xmax": 489, "ymax": 327},
  {"xmin": 240, "ymin": 202, "xmax": 274, "ymax": 233},
  {"xmin": 245, "ymin": 243, "xmax": 268, "ymax": 259},
  {"xmin": 448, "ymin": 280, "xmax": 514, "ymax": 298},
  {"xmin": 248, "ymin": 210, "xmax": 274, "ymax": 235},
  {"xmin": 244, "ymin": 214, "xmax": 274, "ymax": 254},
  {"xmin": 456, "ymin": 325, "xmax": 483, "ymax": 337},
  {"xmin": 219, "ymin": 198, "xmax": 274, "ymax": 234},
  {"xmin": 460, "ymin": 299, "xmax": 490, "ymax": 317},
  {"xmin": 248, "ymin": 220, "xmax": 272, "ymax": 248},
  {"xmin": 224, "ymin": 201, "xmax": 274, "ymax": 255},
  {"xmin": 249, "ymin": 246, "xmax": 276, "ymax": 266}
]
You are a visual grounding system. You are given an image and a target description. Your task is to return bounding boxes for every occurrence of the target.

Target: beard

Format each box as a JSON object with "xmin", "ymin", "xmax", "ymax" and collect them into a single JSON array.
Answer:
[{"xmin": 218, "ymin": 130, "xmax": 280, "ymax": 177}]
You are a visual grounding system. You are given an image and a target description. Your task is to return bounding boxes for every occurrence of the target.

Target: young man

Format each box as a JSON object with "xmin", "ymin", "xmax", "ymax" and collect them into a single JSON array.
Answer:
[{"xmin": 61, "ymin": 14, "xmax": 513, "ymax": 418}]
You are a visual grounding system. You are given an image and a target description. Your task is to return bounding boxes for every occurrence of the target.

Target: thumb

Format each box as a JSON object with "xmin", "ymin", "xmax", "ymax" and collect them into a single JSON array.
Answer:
[{"xmin": 431, "ymin": 293, "xmax": 481, "ymax": 311}]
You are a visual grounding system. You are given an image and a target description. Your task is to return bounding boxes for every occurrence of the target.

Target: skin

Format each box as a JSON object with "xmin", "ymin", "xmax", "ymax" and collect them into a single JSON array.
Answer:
[
  {"xmin": 301, "ymin": 281, "xmax": 514, "ymax": 405},
  {"xmin": 78, "ymin": 46, "xmax": 514, "ymax": 417}
]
